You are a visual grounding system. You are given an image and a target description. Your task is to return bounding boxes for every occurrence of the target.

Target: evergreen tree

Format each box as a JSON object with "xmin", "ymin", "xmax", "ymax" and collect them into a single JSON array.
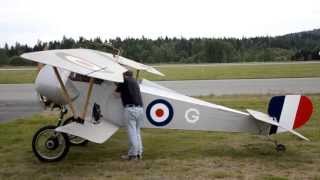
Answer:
[{"xmin": 1, "ymin": 28, "xmax": 319, "ymax": 66}]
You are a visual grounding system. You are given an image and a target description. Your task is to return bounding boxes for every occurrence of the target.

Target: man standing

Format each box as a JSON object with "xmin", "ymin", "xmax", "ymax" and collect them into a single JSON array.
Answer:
[{"xmin": 115, "ymin": 70, "xmax": 144, "ymax": 160}]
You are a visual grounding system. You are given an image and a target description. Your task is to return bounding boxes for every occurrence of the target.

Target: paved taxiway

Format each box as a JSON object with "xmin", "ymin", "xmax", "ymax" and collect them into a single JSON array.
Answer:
[
  {"xmin": 157, "ymin": 77, "xmax": 320, "ymax": 96},
  {"xmin": 1, "ymin": 77, "xmax": 319, "ymax": 122},
  {"xmin": 0, "ymin": 84, "xmax": 41, "ymax": 122}
]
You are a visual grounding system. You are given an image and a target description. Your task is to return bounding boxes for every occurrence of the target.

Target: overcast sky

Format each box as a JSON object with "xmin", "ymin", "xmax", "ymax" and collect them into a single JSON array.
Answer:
[{"xmin": 1, "ymin": 0, "xmax": 320, "ymax": 46}]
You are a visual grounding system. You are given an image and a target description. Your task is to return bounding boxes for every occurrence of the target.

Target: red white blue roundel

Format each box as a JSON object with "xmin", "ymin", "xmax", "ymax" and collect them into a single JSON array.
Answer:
[{"xmin": 146, "ymin": 99, "xmax": 174, "ymax": 127}]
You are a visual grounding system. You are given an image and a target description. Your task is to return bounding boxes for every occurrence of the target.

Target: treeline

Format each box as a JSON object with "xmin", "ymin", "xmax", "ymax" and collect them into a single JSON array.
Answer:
[{"xmin": 1, "ymin": 29, "xmax": 320, "ymax": 66}]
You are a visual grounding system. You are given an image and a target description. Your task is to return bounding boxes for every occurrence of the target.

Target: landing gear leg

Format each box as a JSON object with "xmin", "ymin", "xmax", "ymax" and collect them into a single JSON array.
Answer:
[
  {"xmin": 62, "ymin": 117, "xmax": 88, "ymax": 146},
  {"xmin": 58, "ymin": 106, "xmax": 88, "ymax": 146},
  {"xmin": 275, "ymin": 143, "xmax": 286, "ymax": 152},
  {"xmin": 267, "ymin": 136, "xmax": 286, "ymax": 152},
  {"xmin": 273, "ymin": 140, "xmax": 286, "ymax": 152}
]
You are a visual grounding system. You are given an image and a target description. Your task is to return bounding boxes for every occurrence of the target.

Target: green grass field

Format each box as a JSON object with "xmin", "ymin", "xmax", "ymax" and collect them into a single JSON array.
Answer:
[
  {"xmin": 0, "ymin": 62, "xmax": 320, "ymax": 83},
  {"xmin": 0, "ymin": 70, "xmax": 38, "ymax": 84},
  {"xmin": 0, "ymin": 95, "xmax": 319, "ymax": 179},
  {"xmin": 142, "ymin": 63, "xmax": 320, "ymax": 81}
]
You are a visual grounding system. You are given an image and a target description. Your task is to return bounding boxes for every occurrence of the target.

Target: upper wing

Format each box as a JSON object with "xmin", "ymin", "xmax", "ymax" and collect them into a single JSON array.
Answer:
[
  {"xmin": 118, "ymin": 56, "xmax": 164, "ymax": 76},
  {"xmin": 21, "ymin": 49, "xmax": 128, "ymax": 82},
  {"xmin": 97, "ymin": 51, "xmax": 164, "ymax": 76},
  {"xmin": 247, "ymin": 109, "xmax": 310, "ymax": 141}
]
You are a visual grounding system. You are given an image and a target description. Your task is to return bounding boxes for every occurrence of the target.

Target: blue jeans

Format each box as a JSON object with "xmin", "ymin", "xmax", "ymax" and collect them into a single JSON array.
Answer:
[{"xmin": 124, "ymin": 107, "xmax": 144, "ymax": 156}]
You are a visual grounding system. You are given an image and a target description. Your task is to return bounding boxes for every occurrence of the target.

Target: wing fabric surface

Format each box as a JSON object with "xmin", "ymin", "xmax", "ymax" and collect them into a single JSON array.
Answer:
[
  {"xmin": 21, "ymin": 49, "xmax": 127, "ymax": 82},
  {"xmin": 97, "ymin": 51, "xmax": 164, "ymax": 76},
  {"xmin": 140, "ymin": 80, "xmax": 260, "ymax": 133},
  {"xmin": 141, "ymin": 79, "xmax": 248, "ymax": 115},
  {"xmin": 118, "ymin": 56, "xmax": 164, "ymax": 76},
  {"xmin": 247, "ymin": 109, "xmax": 310, "ymax": 141},
  {"xmin": 55, "ymin": 120, "xmax": 119, "ymax": 144}
]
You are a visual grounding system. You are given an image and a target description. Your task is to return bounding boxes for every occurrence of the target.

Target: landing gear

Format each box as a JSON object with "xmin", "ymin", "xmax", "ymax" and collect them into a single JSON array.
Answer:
[
  {"xmin": 62, "ymin": 117, "xmax": 88, "ymax": 146},
  {"xmin": 32, "ymin": 105, "xmax": 88, "ymax": 162},
  {"xmin": 265, "ymin": 136, "xmax": 286, "ymax": 152},
  {"xmin": 275, "ymin": 143, "xmax": 286, "ymax": 152},
  {"xmin": 272, "ymin": 139, "xmax": 286, "ymax": 152},
  {"xmin": 32, "ymin": 125, "xmax": 69, "ymax": 162}
]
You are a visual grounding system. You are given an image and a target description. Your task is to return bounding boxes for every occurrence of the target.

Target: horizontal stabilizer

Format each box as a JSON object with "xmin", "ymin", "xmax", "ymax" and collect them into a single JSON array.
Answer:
[
  {"xmin": 55, "ymin": 120, "xmax": 119, "ymax": 144},
  {"xmin": 247, "ymin": 109, "xmax": 310, "ymax": 141}
]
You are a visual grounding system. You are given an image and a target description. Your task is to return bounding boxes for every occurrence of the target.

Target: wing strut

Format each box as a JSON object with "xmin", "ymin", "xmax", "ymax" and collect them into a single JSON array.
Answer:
[
  {"xmin": 53, "ymin": 66, "xmax": 95, "ymax": 122},
  {"xmin": 80, "ymin": 78, "xmax": 94, "ymax": 119},
  {"xmin": 53, "ymin": 67, "xmax": 77, "ymax": 117},
  {"xmin": 136, "ymin": 70, "xmax": 140, "ymax": 79}
]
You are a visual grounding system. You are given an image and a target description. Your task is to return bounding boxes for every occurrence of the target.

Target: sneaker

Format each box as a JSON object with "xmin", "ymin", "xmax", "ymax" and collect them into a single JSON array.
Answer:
[{"xmin": 120, "ymin": 154, "xmax": 138, "ymax": 161}]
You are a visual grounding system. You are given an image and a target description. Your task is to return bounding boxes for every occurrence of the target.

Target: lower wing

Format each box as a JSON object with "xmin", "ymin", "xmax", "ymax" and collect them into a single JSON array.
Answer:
[{"xmin": 55, "ymin": 120, "xmax": 119, "ymax": 144}]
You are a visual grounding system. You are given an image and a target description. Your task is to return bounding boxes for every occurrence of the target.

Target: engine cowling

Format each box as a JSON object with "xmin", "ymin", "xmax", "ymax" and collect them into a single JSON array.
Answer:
[{"xmin": 35, "ymin": 65, "xmax": 80, "ymax": 105}]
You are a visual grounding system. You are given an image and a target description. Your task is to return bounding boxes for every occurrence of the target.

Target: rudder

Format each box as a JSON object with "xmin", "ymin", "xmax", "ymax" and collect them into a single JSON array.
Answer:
[{"xmin": 268, "ymin": 95, "xmax": 313, "ymax": 135}]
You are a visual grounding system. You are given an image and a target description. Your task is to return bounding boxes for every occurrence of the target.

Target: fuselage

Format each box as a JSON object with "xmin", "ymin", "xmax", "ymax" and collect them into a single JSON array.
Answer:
[{"xmin": 35, "ymin": 65, "xmax": 271, "ymax": 136}]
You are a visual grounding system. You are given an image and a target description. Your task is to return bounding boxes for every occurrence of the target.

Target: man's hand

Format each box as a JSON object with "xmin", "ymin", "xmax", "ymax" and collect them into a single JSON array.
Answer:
[
  {"xmin": 113, "ymin": 87, "xmax": 120, "ymax": 97},
  {"xmin": 113, "ymin": 91, "xmax": 120, "ymax": 97},
  {"xmin": 113, "ymin": 82, "xmax": 121, "ymax": 98}
]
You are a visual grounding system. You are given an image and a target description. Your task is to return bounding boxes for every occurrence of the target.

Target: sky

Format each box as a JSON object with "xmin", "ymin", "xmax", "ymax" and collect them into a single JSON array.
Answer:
[{"xmin": 1, "ymin": 0, "xmax": 320, "ymax": 46}]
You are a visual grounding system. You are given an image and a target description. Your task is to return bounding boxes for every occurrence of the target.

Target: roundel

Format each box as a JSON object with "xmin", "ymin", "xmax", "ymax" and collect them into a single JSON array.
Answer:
[{"xmin": 146, "ymin": 99, "xmax": 174, "ymax": 126}]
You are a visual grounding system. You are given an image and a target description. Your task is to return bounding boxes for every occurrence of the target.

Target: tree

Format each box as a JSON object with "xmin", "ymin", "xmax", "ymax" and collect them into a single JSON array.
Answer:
[
  {"xmin": 9, "ymin": 56, "xmax": 35, "ymax": 66},
  {"xmin": 0, "ymin": 49, "xmax": 9, "ymax": 65},
  {"xmin": 1, "ymin": 28, "xmax": 320, "ymax": 65},
  {"xmin": 60, "ymin": 36, "xmax": 76, "ymax": 49}
]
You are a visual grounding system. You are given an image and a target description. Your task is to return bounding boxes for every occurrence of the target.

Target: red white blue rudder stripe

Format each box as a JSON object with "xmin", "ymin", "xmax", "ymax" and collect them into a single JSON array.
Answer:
[{"xmin": 268, "ymin": 95, "xmax": 313, "ymax": 134}]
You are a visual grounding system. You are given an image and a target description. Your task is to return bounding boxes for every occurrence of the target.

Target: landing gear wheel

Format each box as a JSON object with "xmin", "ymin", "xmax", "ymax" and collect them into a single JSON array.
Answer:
[
  {"xmin": 63, "ymin": 117, "xmax": 88, "ymax": 146},
  {"xmin": 275, "ymin": 144, "xmax": 286, "ymax": 152},
  {"xmin": 32, "ymin": 125, "xmax": 69, "ymax": 162}
]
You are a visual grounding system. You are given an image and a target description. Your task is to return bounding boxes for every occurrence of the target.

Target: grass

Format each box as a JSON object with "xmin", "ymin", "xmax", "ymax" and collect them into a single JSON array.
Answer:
[
  {"xmin": 0, "ymin": 70, "xmax": 38, "ymax": 84},
  {"xmin": 1, "ymin": 63, "xmax": 320, "ymax": 83},
  {"xmin": 141, "ymin": 63, "xmax": 320, "ymax": 81},
  {"xmin": 0, "ymin": 95, "xmax": 319, "ymax": 179}
]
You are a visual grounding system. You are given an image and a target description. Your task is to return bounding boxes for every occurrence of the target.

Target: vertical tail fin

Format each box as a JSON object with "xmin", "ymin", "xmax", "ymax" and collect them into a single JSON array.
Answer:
[{"xmin": 268, "ymin": 95, "xmax": 313, "ymax": 135}]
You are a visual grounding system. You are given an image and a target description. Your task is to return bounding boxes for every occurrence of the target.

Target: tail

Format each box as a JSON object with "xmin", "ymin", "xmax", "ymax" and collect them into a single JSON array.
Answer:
[
  {"xmin": 247, "ymin": 95, "xmax": 313, "ymax": 141},
  {"xmin": 268, "ymin": 95, "xmax": 313, "ymax": 135}
]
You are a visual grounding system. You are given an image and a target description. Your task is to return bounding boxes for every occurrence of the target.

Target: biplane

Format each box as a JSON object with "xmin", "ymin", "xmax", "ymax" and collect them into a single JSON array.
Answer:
[{"xmin": 20, "ymin": 48, "xmax": 313, "ymax": 162}]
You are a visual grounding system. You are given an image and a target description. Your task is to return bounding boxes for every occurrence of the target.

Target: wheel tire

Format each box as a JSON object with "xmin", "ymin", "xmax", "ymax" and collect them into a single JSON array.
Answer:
[
  {"xmin": 63, "ymin": 117, "xmax": 88, "ymax": 146},
  {"xmin": 32, "ymin": 125, "xmax": 69, "ymax": 162},
  {"xmin": 276, "ymin": 144, "xmax": 286, "ymax": 152}
]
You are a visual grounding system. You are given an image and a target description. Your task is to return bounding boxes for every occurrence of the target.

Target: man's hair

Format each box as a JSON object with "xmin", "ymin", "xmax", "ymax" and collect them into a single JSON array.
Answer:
[{"xmin": 123, "ymin": 70, "xmax": 133, "ymax": 77}]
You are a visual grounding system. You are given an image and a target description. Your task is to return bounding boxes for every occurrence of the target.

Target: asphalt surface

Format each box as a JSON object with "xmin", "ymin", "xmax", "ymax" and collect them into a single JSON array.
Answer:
[
  {"xmin": 0, "ymin": 84, "xmax": 42, "ymax": 122},
  {"xmin": 1, "ymin": 61, "xmax": 319, "ymax": 70},
  {"xmin": 1, "ymin": 77, "xmax": 320, "ymax": 122},
  {"xmin": 157, "ymin": 78, "xmax": 320, "ymax": 96}
]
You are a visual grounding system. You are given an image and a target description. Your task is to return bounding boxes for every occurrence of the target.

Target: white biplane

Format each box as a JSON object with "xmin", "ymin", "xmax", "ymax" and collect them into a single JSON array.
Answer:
[{"xmin": 20, "ymin": 48, "xmax": 313, "ymax": 162}]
